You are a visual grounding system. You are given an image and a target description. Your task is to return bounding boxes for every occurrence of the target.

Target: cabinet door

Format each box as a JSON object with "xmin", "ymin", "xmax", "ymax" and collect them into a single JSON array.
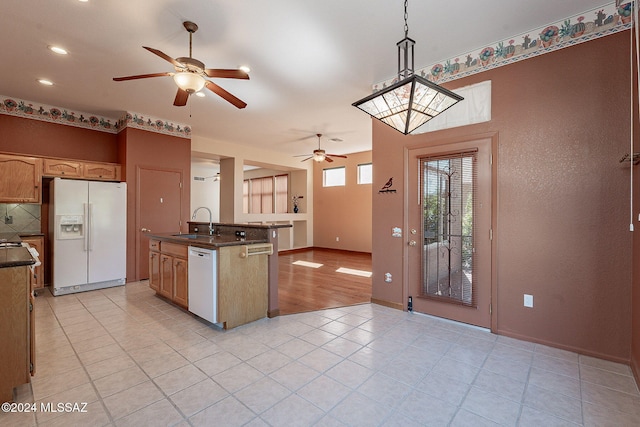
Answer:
[
  {"xmin": 42, "ymin": 159, "xmax": 82, "ymax": 178},
  {"xmin": 172, "ymin": 256, "xmax": 188, "ymax": 308},
  {"xmin": 0, "ymin": 154, "xmax": 42, "ymax": 203},
  {"xmin": 149, "ymin": 251, "xmax": 160, "ymax": 292},
  {"xmin": 83, "ymin": 162, "xmax": 120, "ymax": 181},
  {"xmin": 21, "ymin": 236, "xmax": 44, "ymax": 290},
  {"xmin": 159, "ymin": 254, "xmax": 173, "ymax": 299}
]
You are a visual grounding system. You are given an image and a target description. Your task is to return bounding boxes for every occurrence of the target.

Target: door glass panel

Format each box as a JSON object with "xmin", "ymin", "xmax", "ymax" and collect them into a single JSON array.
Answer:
[{"xmin": 420, "ymin": 152, "xmax": 476, "ymax": 307}]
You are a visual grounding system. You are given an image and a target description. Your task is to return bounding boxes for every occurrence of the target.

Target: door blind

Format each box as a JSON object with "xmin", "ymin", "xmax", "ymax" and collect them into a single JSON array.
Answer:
[{"xmin": 419, "ymin": 150, "xmax": 478, "ymax": 307}]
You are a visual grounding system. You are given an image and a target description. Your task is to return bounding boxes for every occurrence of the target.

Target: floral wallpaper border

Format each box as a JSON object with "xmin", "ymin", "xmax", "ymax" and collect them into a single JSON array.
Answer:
[
  {"xmin": 0, "ymin": 97, "xmax": 192, "ymax": 139},
  {"xmin": 116, "ymin": 112, "xmax": 191, "ymax": 139},
  {"xmin": 374, "ymin": 1, "xmax": 632, "ymax": 90},
  {"xmin": 0, "ymin": 97, "xmax": 119, "ymax": 133}
]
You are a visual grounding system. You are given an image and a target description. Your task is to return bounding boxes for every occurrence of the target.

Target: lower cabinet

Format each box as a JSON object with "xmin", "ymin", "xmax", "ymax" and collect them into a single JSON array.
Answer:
[
  {"xmin": 0, "ymin": 265, "xmax": 33, "ymax": 403},
  {"xmin": 148, "ymin": 240, "xmax": 188, "ymax": 309},
  {"xmin": 20, "ymin": 236, "xmax": 44, "ymax": 291}
]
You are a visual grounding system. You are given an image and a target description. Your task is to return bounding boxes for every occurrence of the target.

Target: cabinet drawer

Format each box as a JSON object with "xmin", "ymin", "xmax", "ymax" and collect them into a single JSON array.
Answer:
[
  {"xmin": 149, "ymin": 239, "xmax": 160, "ymax": 251},
  {"xmin": 161, "ymin": 242, "xmax": 188, "ymax": 258}
]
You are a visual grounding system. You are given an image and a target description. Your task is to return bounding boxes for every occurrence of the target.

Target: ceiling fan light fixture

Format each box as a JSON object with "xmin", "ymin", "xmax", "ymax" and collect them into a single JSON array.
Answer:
[
  {"xmin": 352, "ymin": 0, "xmax": 463, "ymax": 135},
  {"xmin": 313, "ymin": 151, "xmax": 326, "ymax": 162},
  {"xmin": 173, "ymin": 71, "xmax": 205, "ymax": 94}
]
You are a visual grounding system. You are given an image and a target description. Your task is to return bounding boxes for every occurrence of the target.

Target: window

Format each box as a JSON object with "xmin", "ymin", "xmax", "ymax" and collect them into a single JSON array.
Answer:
[
  {"xmin": 243, "ymin": 174, "xmax": 289, "ymax": 213},
  {"xmin": 274, "ymin": 174, "xmax": 288, "ymax": 213},
  {"xmin": 421, "ymin": 151, "xmax": 477, "ymax": 307},
  {"xmin": 323, "ymin": 166, "xmax": 345, "ymax": 187},
  {"xmin": 357, "ymin": 163, "xmax": 372, "ymax": 184}
]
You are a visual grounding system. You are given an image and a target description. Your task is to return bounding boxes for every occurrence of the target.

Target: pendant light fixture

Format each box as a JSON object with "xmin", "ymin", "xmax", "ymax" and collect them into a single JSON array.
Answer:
[{"xmin": 352, "ymin": 0, "xmax": 463, "ymax": 135}]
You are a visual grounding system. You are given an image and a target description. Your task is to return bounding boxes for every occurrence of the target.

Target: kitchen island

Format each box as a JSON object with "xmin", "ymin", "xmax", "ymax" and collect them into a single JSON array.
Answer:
[
  {"xmin": 147, "ymin": 222, "xmax": 289, "ymax": 329},
  {"xmin": 0, "ymin": 234, "xmax": 36, "ymax": 403}
]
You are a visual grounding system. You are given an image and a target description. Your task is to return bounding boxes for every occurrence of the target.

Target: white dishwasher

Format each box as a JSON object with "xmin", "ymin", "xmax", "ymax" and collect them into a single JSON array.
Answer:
[{"xmin": 188, "ymin": 246, "xmax": 218, "ymax": 323}]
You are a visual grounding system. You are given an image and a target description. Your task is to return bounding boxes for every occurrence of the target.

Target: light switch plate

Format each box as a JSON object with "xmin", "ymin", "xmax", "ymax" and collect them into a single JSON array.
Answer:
[{"xmin": 524, "ymin": 294, "xmax": 533, "ymax": 308}]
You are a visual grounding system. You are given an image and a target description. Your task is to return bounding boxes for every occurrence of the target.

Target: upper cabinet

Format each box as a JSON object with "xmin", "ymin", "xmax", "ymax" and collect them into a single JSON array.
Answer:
[
  {"xmin": 0, "ymin": 154, "xmax": 42, "ymax": 203},
  {"xmin": 83, "ymin": 162, "xmax": 120, "ymax": 181},
  {"xmin": 42, "ymin": 159, "xmax": 82, "ymax": 178},
  {"xmin": 42, "ymin": 158, "xmax": 121, "ymax": 182}
]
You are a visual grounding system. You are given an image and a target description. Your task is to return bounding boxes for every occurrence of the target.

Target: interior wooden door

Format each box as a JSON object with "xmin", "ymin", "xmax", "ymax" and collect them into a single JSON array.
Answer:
[
  {"xmin": 406, "ymin": 137, "xmax": 493, "ymax": 328},
  {"xmin": 137, "ymin": 167, "xmax": 183, "ymax": 280}
]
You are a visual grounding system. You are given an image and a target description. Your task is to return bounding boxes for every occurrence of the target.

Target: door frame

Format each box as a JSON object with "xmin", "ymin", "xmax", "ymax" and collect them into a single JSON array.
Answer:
[
  {"xmin": 403, "ymin": 131, "xmax": 498, "ymax": 331},
  {"xmin": 135, "ymin": 165, "xmax": 184, "ymax": 281}
]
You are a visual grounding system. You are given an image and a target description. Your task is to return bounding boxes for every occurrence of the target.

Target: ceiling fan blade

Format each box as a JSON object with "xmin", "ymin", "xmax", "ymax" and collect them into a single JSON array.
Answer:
[
  {"xmin": 326, "ymin": 154, "xmax": 348, "ymax": 158},
  {"xmin": 113, "ymin": 72, "xmax": 172, "ymax": 81},
  {"xmin": 300, "ymin": 157, "xmax": 313, "ymax": 162},
  {"xmin": 143, "ymin": 46, "xmax": 184, "ymax": 68},
  {"xmin": 205, "ymin": 80, "xmax": 247, "ymax": 109},
  {"xmin": 293, "ymin": 154, "xmax": 313, "ymax": 157},
  {"xmin": 173, "ymin": 88, "xmax": 189, "ymax": 106},
  {"xmin": 204, "ymin": 69, "xmax": 250, "ymax": 80},
  {"xmin": 324, "ymin": 157, "xmax": 334, "ymax": 163}
]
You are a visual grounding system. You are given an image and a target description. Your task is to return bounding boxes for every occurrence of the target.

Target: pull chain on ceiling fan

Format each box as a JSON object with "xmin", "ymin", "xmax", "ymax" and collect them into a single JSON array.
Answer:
[
  {"xmin": 294, "ymin": 134, "xmax": 348, "ymax": 163},
  {"xmin": 113, "ymin": 21, "xmax": 249, "ymax": 108}
]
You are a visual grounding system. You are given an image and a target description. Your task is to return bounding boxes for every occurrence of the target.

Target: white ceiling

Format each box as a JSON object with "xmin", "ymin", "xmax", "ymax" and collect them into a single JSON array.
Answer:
[{"xmin": 1, "ymin": 0, "xmax": 607, "ymax": 158}]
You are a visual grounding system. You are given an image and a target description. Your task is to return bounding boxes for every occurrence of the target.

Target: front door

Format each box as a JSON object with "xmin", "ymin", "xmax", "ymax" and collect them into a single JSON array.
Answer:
[
  {"xmin": 407, "ymin": 136, "xmax": 493, "ymax": 328},
  {"xmin": 137, "ymin": 167, "xmax": 183, "ymax": 280}
]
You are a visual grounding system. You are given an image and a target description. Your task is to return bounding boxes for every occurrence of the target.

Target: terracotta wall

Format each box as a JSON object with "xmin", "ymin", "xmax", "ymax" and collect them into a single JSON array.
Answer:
[
  {"xmin": 372, "ymin": 31, "xmax": 634, "ymax": 361},
  {"xmin": 313, "ymin": 151, "xmax": 372, "ymax": 252},
  {"xmin": 0, "ymin": 115, "xmax": 117, "ymax": 162},
  {"xmin": 632, "ymin": 104, "xmax": 640, "ymax": 380},
  {"xmin": 118, "ymin": 127, "xmax": 191, "ymax": 281}
]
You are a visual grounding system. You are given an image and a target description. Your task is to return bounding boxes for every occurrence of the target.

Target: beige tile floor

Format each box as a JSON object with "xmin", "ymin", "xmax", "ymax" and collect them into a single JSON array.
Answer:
[{"xmin": 2, "ymin": 280, "xmax": 639, "ymax": 426}]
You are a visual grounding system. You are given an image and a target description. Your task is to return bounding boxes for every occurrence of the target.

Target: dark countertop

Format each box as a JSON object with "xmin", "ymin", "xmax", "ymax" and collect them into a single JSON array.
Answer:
[
  {"xmin": 147, "ymin": 232, "xmax": 268, "ymax": 249},
  {"xmin": 0, "ymin": 232, "xmax": 40, "ymax": 268},
  {"xmin": 188, "ymin": 221, "xmax": 292, "ymax": 229},
  {"xmin": 0, "ymin": 247, "xmax": 36, "ymax": 268}
]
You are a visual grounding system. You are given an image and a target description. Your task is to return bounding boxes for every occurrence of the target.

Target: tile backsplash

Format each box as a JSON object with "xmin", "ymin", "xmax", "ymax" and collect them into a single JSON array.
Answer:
[{"xmin": 0, "ymin": 203, "xmax": 41, "ymax": 234}]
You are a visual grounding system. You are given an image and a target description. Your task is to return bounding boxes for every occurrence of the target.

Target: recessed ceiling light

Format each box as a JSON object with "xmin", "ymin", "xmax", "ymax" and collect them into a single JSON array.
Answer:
[
  {"xmin": 38, "ymin": 79, "xmax": 54, "ymax": 86},
  {"xmin": 78, "ymin": 0, "xmax": 89, "ymax": 2},
  {"xmin": 195, "ymin": 92, "xmax": 205, "ymax": 98},
  {"xmin": 48, "ymin": 45, "xmax": 68, "ymax": 55},
  {"xmin": 239, "ymin": 65, "xmax": 251, "ymax": 74}
]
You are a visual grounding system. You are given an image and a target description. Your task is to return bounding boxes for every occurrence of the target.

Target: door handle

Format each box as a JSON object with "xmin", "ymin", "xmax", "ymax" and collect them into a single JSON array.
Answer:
[
  {"xmin": 141, "ymin": 228, "xmax": 151, "ymax": 232},
  {"xmin": 408, "ymin": 240, "xmax": 417, "ymax": 246}
]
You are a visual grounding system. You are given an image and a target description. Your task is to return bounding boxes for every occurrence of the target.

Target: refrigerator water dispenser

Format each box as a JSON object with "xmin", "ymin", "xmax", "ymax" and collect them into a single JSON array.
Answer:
[{"xmin": 56, "ymin": 215, "xmax": 84, "ymax": 240}]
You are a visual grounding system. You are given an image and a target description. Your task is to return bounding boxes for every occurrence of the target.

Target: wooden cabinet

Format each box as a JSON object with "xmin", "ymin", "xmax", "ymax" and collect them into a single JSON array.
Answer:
[
  {"xmin": 20, "ymin": 236, "xmax": 45, "ymax": 291},
  {"xmin": 0, "ymin": 265, "xmax": 33, "ymax": 402},
  {"xmin": 83, "ymin": 162, "xmax": 120, "ymax": 181},
  {"xmin": 0, "ymin": 154, "xmax": 42, "ymax": 203},
  {"xmin": 42, "ymin": 158, "xmax": 121, "ymax": 181},
  {"xmin": 172, "ymin": 257, "xmax": 188, "ymax": 307},
  {"xmin": 148, "ymin": 240, "xmax": 188, "ymax": 308},
  {"xmin": 149, "ymin": 249, "xmax": 160, "ymax": 292},
  {"xmin": 43, "ymin": 158, "xmax": 83, "ymax": 178},
  {"xmin": 218, "ymin": 244, "xmax": 270, "ymax": 329}
]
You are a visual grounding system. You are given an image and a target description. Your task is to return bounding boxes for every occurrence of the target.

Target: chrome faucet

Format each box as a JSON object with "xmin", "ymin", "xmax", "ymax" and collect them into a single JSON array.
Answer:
[{"xmin": 192, "ymin": 207, "xmax": 214, "ymax": 235}]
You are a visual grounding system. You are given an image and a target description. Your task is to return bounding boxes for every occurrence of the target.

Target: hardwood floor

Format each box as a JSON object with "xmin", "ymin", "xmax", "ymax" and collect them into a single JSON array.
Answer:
[{"xmin": 277, "ymin": 248, "xmax": 372, "ymax": 315}]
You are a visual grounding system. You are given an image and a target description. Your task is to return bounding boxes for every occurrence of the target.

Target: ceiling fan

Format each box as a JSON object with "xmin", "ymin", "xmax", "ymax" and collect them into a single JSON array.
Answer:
[
  {"xmin": 113, "ymin": 21, "xmax": 249, "ymax": 108},
  {"xmin": 295, "ymin": 134, "xmax": 347, "ymax": 163}
]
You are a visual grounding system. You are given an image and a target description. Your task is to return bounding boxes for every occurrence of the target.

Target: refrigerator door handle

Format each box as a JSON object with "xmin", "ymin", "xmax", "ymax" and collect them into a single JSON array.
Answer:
[
  {"xmin": 83, "ymin": 203, "xmax": 89, "ymax": 252},
  {"xmin": 88, "ymin": 203, "xmax": 93, "ymax": 251}
]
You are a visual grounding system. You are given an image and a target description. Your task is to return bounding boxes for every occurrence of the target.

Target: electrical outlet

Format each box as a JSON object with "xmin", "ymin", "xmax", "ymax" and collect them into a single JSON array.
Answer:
[
  {"xmin": 4, "ymin": 215, "xmax": 12, "ymax": 225},
  {"xmin": 336, "ymin": 237, "xmax": 340, "ymax": 242},
  {"xmin": 524, "ymin": 294, "xmax": 533, "ymax": 308}
]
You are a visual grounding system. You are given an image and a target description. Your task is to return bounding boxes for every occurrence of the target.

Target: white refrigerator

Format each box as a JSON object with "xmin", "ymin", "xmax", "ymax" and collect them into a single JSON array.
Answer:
[{"xmin": 50, "ymin": 178, "xmax": 127, "ymax": 296}]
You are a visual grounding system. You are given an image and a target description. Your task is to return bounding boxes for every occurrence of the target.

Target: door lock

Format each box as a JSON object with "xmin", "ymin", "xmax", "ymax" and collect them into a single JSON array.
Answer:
[
  {"xmin": 408, "ymin": 240, "xmax": 417, "ymax": 246},
  {"xmin": 141, "ymin": 228, "xmax": 151, "ymax": 232},
  {"xmin": 410, "ymin": 229, "xmax": 417, "ymax": 235}
]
